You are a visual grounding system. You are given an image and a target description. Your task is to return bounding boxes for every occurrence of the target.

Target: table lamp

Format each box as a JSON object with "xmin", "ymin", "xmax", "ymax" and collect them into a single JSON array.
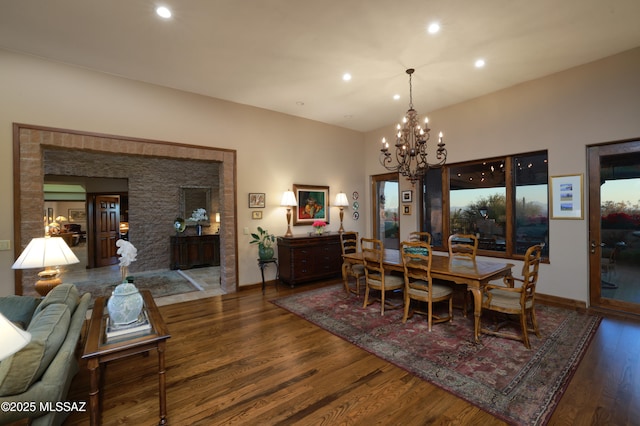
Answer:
[
  {"xmin": 334, "ymin": 192, "xmax": 349, "ymax": 233},
  {"xmin": 0, "ymin": 312, "xmax": 32, "ymax": 361},
  {"xmin": 280, "ymin": 190, "xmax": 297, "ymax": 237},
  {"xmin": 12, "ymin": 236, "xmax": 80, "ymax": 296}
]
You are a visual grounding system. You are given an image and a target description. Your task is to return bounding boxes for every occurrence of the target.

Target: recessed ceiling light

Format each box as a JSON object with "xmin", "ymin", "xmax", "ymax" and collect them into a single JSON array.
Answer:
[
  {"xmin": 342, "ymin": 73, "xmax": 352, "ymax": 81},
  {"xmin": 156, "ymin": 6, "xmax": 172, "ymax": 19},
  {"xmin": 296, "ymin": 101, "xmax": 305, "ymax": 106},
  {"xmin": 475, "ymin": 58, "xmax": 486, "ymax": 68},
  {"xmin": 427, "ymin": 22, "xmax": 440, "ymax": 34},
  {"xmin": 393, "ymin": 94, "xmax": 400, "ymax": 100}
]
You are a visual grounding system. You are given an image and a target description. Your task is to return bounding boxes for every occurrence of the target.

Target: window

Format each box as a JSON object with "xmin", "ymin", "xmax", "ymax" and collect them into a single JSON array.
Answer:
[{"xmin": 421, "ymin": 151, "xmax": 548, "ymax": 258}]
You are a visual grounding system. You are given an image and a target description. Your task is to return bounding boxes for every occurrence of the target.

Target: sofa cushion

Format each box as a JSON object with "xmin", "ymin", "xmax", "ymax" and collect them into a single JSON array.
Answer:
[
  {"xmin": 0, "ymin": 295, "xmax": 40, "ymax": 329},
  {"xmin": 0, "ymin": 304, "xmax": 70, "ymax": 396},
  {"xmin": 33, "ymin": 283, "xmax": 79, "ymax": 317}
]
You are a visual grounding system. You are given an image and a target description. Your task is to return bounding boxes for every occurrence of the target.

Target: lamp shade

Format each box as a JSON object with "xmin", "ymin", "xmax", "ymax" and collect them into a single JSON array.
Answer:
[
  {"xmin": 280, "ymin": 190, "xmax": 297, "ymax": 207},
  {"xmin": 334, "ymin": 192, "xmax": 349, "ymax": 207},
  {"xmin": 0, "ymin": 312, "xmax": 31, "ymax": 361},
  {"xmin": 215, "ymin": 212, "xmax": 221, "ymax": 223},
  {"xmin": 12, "ymin": 237, "xmax": 80, "ymax": 270}
]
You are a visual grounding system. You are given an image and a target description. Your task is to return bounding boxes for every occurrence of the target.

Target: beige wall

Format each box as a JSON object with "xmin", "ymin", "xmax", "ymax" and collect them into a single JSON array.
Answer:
[
  {"xmin": 364, "ymin": 47, "xmax": 640, "ymax": 304},
  {"xmin": 0, "ymin": 49, "xmax": 366, "ymax": 295},
  {"xmin": 2, "ymin": 47, "xmax": 640, "ymax": 302}
]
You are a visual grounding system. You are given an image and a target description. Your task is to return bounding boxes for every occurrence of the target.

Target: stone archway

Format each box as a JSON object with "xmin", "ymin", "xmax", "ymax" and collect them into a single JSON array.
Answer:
[{"xmin": 13, "ymin": 123, "xmax": 237, "ymax": 295}]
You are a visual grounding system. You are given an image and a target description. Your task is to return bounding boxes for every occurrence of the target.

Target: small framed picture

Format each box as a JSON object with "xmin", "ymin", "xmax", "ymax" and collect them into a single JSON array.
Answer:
[
  {"xmin": 402, "ymin": 190, "xmax": 412, "ymax": 203},
  {"xmin": 403, "ymin": 205, "xmax": 412, "ymax": 215},
  {"xmin": 550, "ymin": 174, "xmax": 583, "ymax": 220},
  {"xmin": 249, "ymin": 193, "xmax": 265, "ymax": 208},
  {"xmin": 252, "ymin": 211, "xmax": 262, "ymax": 220}
]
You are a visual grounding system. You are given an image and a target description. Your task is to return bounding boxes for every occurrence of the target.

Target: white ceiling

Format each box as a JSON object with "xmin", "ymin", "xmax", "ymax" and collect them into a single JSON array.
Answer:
[{"xmin": 1, "ymin": 0, "xmax": 639, "ymax": 132}]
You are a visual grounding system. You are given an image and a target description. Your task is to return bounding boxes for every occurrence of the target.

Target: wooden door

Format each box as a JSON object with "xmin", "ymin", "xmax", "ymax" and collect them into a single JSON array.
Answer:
[
  {"xmin": 588, "ymin": 140, "xmax": 640, "ymax": 315},
  {"xmin": 95, "ymin": 195, "xmax": 120, "ymax": 267}
]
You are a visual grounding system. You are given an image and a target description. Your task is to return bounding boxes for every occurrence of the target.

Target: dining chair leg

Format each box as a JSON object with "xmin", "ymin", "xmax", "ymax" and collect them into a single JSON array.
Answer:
[
  {"xmin": 520, "ymin": 312, "xmax": 531, "ymax": 349},
  {"xmin": 363, "ymin": 286, "xmax": 370, "ymax": 308},
  {"xmin": 402, "ymin": 296, "xmax": 410, "ymax": 323},
  {"xmin": 529, "ymin": 308, "xmax": 541, "ymax": 337},
  {"xmin": 380, "ymin": 289, "xmax": 386, "ymax": 316}
]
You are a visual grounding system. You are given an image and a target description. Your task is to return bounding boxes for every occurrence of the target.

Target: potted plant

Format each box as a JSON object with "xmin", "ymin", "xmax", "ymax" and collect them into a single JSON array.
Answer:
[{"xmin": 250, "ymin": 226, "xmax": 276, "ymax": 260}]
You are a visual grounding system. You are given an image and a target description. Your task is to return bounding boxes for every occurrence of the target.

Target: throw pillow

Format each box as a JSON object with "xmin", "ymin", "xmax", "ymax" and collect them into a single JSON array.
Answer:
[
  {"xmin": 0, "ymin": 295, "xmax": 40, "ymax": 329},
  {"xmin": 0, "ymin": 304, "xmax": 70, "ymax": 396},
  {"xmin": 33, "ymin": 283, "xmax": 79, "ymax": 317}
]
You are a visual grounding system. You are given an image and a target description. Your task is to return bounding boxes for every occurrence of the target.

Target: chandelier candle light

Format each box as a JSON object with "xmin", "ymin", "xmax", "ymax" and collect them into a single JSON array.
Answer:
[{"xmin": 380, "ymin": 68, "xmax": 448, "ymax": 185}]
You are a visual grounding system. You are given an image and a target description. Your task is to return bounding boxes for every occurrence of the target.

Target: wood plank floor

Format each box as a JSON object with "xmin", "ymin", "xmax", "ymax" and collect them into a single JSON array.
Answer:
[{"xmin": 65, "ymin": 279, "xmax": 640, "ymax": 425}]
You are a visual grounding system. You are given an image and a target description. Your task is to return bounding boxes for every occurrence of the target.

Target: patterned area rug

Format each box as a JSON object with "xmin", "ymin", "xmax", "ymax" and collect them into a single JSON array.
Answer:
[
  {"xmin": 73, "ymin": 269, "xmax": 199, "ymax": 306},
  {"xmin": 272, "ymin": 284, "xmax": 601, "ymax": 426}
]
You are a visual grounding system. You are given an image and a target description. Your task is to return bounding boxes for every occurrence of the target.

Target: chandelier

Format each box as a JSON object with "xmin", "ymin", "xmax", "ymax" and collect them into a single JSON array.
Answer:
[{"xmin": 380, "ymin": 68, "xmax": 447, "ymax": 185}]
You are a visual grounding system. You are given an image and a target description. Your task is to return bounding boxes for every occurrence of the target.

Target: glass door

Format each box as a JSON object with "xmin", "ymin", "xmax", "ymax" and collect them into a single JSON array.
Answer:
[
  {"xmin": 372, "ymin": 173, "xmax": 400, "ymax": 250},
  {"xmin": 588, "ymin": 141, "xmax": 640, "ymax": 315}
]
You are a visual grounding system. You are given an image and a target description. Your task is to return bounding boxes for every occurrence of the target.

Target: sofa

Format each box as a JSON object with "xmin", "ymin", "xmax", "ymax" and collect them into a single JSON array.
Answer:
[{"xmin": 0, "ymin": 284, "xmax": 90, "ymax": 426}]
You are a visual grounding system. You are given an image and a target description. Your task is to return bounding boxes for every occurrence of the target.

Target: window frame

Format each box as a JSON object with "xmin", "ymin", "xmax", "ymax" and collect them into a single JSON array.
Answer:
[{"xmin": 422, "ymin": 150, "xmax": 548, "ymax": 261}]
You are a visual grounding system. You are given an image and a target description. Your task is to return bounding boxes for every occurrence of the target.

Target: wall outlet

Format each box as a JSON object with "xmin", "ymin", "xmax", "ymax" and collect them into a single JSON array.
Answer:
[
  {"xmin": 0, "ymin": 240, "xmax": 11, "ymax": 251},
  {"xmin": 243, "ymin": 227, "xmax": 249, "ymax": 235}
]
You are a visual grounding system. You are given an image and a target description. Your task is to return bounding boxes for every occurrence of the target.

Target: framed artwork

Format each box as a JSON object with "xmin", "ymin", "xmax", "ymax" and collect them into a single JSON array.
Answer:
[
  {"xmin": 403, "ymin": 205, "xmax": 412, "ymax": 215},
  {"xmin": 402, "ymin": 190, "xmax": 412, "ymax": 203},
  {"xmin": 293, "ymin": 184, "xmax": 330, "ymax": 225},
  {"xmin": 68, "ymin": 208, "xmax": 86, "ymax": 222},
  {"xmin": 550, "ymin": 174, "xmax": 583, "ymax": 219},
  {"xmin": 252, "ymin": 211, "xmax": 262, "ymax": 220},
  {"xmin": 249, "ymin": 193, "xmax": 265, "ymax": 208}
]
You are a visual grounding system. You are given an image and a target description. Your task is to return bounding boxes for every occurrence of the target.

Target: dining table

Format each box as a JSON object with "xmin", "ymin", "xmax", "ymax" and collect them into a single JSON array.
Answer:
[{"xmin": 342, "ymin": 249, "xmax": 515, "ymax": 342}]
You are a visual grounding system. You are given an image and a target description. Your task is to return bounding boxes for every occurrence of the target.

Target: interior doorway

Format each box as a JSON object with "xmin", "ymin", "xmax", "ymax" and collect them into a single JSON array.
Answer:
[{"xmin": 588, "ymin": 139, "xmax": 640, "ymax": 315}]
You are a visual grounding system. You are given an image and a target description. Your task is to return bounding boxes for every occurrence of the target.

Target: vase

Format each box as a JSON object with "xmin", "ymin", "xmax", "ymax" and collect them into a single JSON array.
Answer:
[
  {"xmin": 107, "ymin": 282, "xmax": 144, "ymax": 325},
  {"xmin": 315, "ymin": 227, "xmax": 324, "ymax": 235},
  {"xmin": 258, "ymin": 245, "xmax": 274, "ymax": 260},
  {"xmin": 196, "ymin": 224, "xmax": 203, "ymax": 236}
]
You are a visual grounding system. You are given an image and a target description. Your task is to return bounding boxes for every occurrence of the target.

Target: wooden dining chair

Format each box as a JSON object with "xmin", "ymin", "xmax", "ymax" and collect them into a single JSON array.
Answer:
[
  {"xmin": 401, "ymin": 240, "xmax": 453, "ymax": 331},
  {"xmin": 448, "ymin": 233, "xmax": 479, "ymax": 259},
  {"xmin": 361, "ymin": 237, "xmax": 404, "ymax": 315},
  {"xmin": 480, "ymin": 243, "xmax": 544, "ymax": 349},
  {"xmin": 447, "ymin": 233, "xmax": 479, "ymax": 317},
  {"xmin": 340, "ymin": 231, "xmax": 365, "ymax": 295},
  {"xmin": 409, "ymin": 231, "xmax": 432, "ymax": 245}
]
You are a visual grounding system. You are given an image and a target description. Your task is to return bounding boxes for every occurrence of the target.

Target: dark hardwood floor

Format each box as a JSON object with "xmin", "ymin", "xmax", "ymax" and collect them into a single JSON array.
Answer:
[{"xmin": 65, "ymin": 279, "xmax": 640, "ymax": 425}]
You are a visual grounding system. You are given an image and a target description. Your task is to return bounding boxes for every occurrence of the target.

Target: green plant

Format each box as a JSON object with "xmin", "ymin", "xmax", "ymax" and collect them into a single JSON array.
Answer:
[{"xmin": 250, "ymin": 226, "xmax": 275, "ymax": 249}]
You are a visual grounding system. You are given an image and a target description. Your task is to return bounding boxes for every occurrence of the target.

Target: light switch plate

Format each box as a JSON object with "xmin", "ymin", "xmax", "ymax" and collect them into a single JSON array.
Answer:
[{"xmin": 0, "ymin": 240, "xmax": 11, "ymax": 251}]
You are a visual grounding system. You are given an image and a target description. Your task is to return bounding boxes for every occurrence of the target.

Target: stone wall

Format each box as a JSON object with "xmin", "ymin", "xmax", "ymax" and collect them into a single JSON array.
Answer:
[{"xmin": 44, "ymin": 149, "xmax": 220, "ymax": 272}]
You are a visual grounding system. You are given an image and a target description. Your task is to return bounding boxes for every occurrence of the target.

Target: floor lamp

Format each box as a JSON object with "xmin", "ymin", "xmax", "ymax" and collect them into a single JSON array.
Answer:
[{"xmin": 280, "ymin": 190, "xmax": 297, "ymax": 238}]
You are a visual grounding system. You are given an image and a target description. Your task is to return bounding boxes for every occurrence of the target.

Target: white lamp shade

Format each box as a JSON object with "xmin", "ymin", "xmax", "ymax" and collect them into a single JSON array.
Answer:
[
  {"xmin": 0, "ymin": 312, "xmax": 31, "ymax": 361},
  {"xmin": 215, "ymin": 212, "xmax": 221, "ymax": 223},
  {"xmin": 334, "ymin": 192, "xmax": 349, "ymax": 207},
  {"xmin": 280, "ymin": 190, "xmax": 297, "ymax": 207},
  {"xmin": 11, "ymin": 237, "xmax": 80, "ymax": 270}
]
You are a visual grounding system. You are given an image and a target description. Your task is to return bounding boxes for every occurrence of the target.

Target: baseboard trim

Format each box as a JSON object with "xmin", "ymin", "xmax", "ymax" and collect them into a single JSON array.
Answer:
[{"xmin": 536, "ymin": 293, "xmax": 587, "ymax": 312}]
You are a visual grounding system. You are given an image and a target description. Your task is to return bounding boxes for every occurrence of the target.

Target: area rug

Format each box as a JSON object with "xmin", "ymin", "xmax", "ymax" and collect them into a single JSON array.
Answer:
[
  {"xmin": 73, "ymin": 269, "xmax": 199, "ymax": 306},
  {"xmin": 272, "ymin": 284, "xmax": 601, "ymax": 426}
]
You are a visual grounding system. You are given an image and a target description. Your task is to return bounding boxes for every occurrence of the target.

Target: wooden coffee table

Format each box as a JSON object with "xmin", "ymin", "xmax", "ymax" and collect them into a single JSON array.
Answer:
[{"xmin": 82, "ymin": 290, "xmax": 171, "ymax": 425}]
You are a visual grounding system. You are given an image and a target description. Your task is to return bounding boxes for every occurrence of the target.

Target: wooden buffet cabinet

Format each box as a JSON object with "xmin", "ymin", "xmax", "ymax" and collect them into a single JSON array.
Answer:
[
  {"xmin": 170, "ymin": 234, "xmax": 220, "ymax": 270},
  {"xmin": 277, "ymin": 233, "xmax": 342, "ymax": 287}
]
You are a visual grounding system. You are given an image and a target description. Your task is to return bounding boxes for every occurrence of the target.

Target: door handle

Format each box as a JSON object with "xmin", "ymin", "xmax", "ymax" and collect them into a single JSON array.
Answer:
[{"xmin": 590, "ymin": 240, "xmax": 598, "ymax": 254}]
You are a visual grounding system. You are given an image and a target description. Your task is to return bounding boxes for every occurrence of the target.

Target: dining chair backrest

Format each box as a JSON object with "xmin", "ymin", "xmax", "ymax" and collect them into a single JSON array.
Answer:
[
  {"xmin": 448, "ymin": 233, "xmax": 479, "ymax": 260},
  {"xmin": 408, "ymin": 231, "xmax": 432, "ymax": 246},
  {"xmin": 401, "ymin": 240, "xmax": 432, "ymax": 285},
  {"xmin": 517, "ymin": 243, "xmax": 544, "ymax": 297},
  {"xmin": 340, "ymin": 231, "xmax": 360, "ymax": 256},
  {"xmin": 361, "ymin": 237, "xmax": 384, "ymax": 276}
]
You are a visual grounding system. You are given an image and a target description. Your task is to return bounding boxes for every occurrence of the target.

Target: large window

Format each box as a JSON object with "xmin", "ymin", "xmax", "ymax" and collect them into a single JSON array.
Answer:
[{"xmin": 421, "ymin": 151, "xmax": 548, "ymax": 258}]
